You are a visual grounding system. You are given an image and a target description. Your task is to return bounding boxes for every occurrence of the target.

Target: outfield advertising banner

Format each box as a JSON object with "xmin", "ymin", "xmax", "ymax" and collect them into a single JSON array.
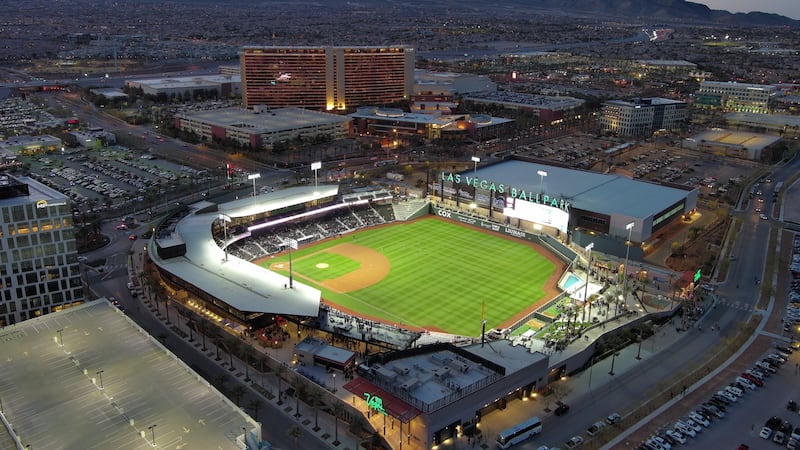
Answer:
[{"xmin": 432, "ymin": 206, "xmax": 534, "ymax": 242}]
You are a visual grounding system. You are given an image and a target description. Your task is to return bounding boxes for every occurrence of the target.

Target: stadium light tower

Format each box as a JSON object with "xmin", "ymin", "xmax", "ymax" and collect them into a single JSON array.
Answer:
[
  {"xmin": 620, "ymin": 221, "xmax": 635, "ymax": 314},
  {"xmin": 581, "ymin": 242, "xmax": 594, "ymax": 324},
  {"xmin": 288, "ymin": 238, "xmax": 298, "ymax": 288},
  {"xmin": 471, "ymin": 156, "xmax": 480, "ymax": 205},
  {"xmin": 311, "ymin": 161, "xmax": 322, "ymax": 196},
  {"xmin": 219, "ymin": 214, "xmax": 231, "ymax": 262},
  {"xmin": 537, "ymin": 170, "xmax": 548, "ymax": 192},
  {"xmin": 248, "ymin": 173, "xmax": 261, "ymax": 206}
]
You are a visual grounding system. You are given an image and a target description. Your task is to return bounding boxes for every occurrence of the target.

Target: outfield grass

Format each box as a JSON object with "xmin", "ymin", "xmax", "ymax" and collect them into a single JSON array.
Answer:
[{"xmin": 266, "ymin": 218, "xmax": 556, "ymax": 336}]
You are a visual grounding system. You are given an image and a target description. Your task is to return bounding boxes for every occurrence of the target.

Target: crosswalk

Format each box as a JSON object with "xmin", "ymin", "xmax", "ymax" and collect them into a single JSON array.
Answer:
[{"xmin": 714, "ymin": 299, "xmax": 755, "ymax": 311}]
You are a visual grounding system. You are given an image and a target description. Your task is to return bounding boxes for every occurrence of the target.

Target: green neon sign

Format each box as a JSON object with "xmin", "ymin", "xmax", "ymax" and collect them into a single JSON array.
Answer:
[
  {"xmin": 694, "ymin": 269, "xmax": 701, "ymax": 283},
  {"xmin": 364, "ymin": 393, "xmax": 389, "ymax": 416}
]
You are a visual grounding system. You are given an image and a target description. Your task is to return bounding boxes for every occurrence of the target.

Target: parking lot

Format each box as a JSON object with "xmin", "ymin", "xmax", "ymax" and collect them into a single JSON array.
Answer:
[
  {"xmin": 21, "ymin": 145, "xmax": 220, "ymax": 217},
  {"xmin": 511, "ymin": 133, "xmax": 763, "ymax": 209}
]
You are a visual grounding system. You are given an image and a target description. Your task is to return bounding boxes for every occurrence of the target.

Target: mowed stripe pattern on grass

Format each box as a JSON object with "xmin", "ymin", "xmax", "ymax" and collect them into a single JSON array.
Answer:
[
  {"xmin": 269, "ymin": 218, "xmax": 556, "ymax": 336},
  {"xmin": 292, "ymin": 252, "xmax": 359, "ymax": 282}
]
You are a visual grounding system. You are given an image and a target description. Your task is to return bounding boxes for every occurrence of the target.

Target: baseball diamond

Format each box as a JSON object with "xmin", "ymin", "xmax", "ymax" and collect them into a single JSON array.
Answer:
[{"xmin": 261, "ymin": 217, "xmax": 563, "ymax": 336}]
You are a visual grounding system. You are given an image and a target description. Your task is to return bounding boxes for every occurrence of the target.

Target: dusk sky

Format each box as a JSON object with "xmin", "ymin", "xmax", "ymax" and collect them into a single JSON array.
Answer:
[{"xmin": 696, "ymin": 0, "xmax": 799, "ymax": 20}]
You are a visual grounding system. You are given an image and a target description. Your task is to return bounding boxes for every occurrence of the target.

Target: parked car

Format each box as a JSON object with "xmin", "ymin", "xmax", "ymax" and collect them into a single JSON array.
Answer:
[
  {"xmin": 586, "ymin": 421, "xmax": 606, "ymax": 436},
  {"xmin": 674, "ymin": 422, "xmax": 696, "ymax": 438},
  {"xmin": 665, "ymin": 429, "xmax": 686, "ymax": 444},
  {"xmin": 564, "ymin": 435, "xmax": 584, "ymax": 449},
  {"xmin": 741, "ymin": 373, "xmax": 764, "ymax": 386},
  {"xmin": 689, "ymin": 412, "xmax": 710, "ymax": 427}
]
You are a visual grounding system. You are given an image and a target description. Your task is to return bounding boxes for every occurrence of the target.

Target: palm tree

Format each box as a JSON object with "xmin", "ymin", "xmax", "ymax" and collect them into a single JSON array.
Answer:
[
  {"xmin": 293, "ymin": 375, "xmax": 308, "ymax": 419},
  {"xmin": 307, "ymin": 388, "xmax": 323, "ymax": 432},
  {"xmin": 230, "ymin": 384, "xmax": 246, "ymax": 406},
  {"xmin": 332, "ymin": 401, "xmax": 344, "ymax": 446},
  {"xmin": 288, "ymin": 424, "xmax": 302, "ymax": 450},
  {"xmin": 275, "ymin": 364, "xmax": 287, "ymax": 405},
  {"xmin": 212, "ymin": 374, "xmax": 229, "ymax": 392},
  {"xmin": 247, "ymin": 398, "xmax": 262, "ymax": 422}
]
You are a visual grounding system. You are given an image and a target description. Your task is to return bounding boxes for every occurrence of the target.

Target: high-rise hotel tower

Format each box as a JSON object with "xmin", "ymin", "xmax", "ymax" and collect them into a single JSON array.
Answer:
[{"xmin": 241, "ymin": 46, "xmax": 415, "ymax": 110}]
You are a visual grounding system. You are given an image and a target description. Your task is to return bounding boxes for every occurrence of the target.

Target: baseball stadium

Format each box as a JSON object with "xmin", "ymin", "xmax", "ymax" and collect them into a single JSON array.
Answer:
[{"xmin": 147, "ymin": 158, "xmax": 697, "ymax": 448}]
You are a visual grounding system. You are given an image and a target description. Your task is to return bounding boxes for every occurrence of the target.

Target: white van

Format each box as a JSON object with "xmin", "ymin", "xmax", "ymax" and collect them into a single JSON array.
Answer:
[{"xmin": 736, "ymin": 377, "xmax": 757, "ymax": 390}]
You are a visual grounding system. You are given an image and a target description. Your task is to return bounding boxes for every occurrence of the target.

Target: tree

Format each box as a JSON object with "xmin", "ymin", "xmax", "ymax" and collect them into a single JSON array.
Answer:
[
  {"xmin": 307, "ymin": 388, "xmax": 323, "ymax": 432},
  {"xmin": 288, "ymin": 424, "xmax": 302, "ymax": 450},
  {"xmin": 212, "ymin": 374, "xmax": 229, "ymax": 392},
  {"xmin": 275, "ymin": 364, "xmax": 287, "ymax": 405},
  {"xmin": 247, "ymin": 398, "xmax": 262, "ymax": 422},
  {"xmin": 230, "ymin": 384, "xmax": 246, "ymax": 406},
  {"xmin": 293, "ymin": 375, "xmax": 308, "ymax": 419},
  {"xmin": 332, "ymin": 401, "xmax": 345, "ymax": 446}
]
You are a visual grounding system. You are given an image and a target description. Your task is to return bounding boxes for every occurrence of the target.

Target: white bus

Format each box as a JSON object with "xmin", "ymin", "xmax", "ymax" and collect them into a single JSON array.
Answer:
[{"xmin": 496, "ymin": 416, "xmax": 542, "ymax": 448}]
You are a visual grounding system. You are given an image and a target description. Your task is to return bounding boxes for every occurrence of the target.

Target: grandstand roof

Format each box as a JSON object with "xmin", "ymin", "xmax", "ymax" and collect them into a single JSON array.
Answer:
[
  {"xmin": 151, "ymin": 185, "xmax": 339, "ymax": 317},
  {"xmin": 0, "ymin": 300, "xmax": 255, "ymax": 450},
  {"xmin": 474, "ymin": 160, "xmax": 691, "ymax": 218}
]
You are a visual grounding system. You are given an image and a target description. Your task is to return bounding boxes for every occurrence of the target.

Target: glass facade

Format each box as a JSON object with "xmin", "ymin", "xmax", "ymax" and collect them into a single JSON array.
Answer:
[
  {"xmin": 241, "ymin": 46, "xmax": 413, "ymax": 110},
  {"xmin": 0, "ymin": 181, "xmax": 83, "ymax": 327}
]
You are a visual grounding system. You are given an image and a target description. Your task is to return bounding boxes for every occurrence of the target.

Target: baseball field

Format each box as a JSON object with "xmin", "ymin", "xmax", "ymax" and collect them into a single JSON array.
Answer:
[{"xmin": 262, "ymin": 217, "xmax": 560, "ymax": 336}]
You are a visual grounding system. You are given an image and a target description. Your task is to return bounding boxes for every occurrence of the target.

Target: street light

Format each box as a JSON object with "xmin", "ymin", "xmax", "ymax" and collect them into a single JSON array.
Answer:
[
  {"xmin": 537, "ymin": 170, "xmax": 548, "ymax": 192},
  {"xmin": 582, "ymin": 242, "xmax": 594, "ymax": 324},
  {"xmin": 96, "ymin": 370, "xmax": 105, "ymax": 390},
  {"xmin": 148, "ymin": 424, "xmax": 157, "ymax": 447},
  {"xmin": 311, "ymin": 161, "xmax": 321, "ymax": 196},
  {"xmin": 218, "ymin": 214, "xmax": 231, "ymax": 262},
  {"xmin": 247, "ymin": 173, "xmax": 260, "ymax": 206},
  {"xmin": 621, "ymin": 221, "xmax": 635, "ymax": 315}
]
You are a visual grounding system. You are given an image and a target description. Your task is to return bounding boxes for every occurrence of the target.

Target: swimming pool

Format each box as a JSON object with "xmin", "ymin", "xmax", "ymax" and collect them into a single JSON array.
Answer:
[{"xmin": 562, "ymin": 273, "xmax": 582, "ymax": 291}]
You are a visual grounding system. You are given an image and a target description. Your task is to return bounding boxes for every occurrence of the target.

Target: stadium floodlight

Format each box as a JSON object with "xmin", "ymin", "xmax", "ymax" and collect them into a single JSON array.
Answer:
[
  {"xmin": 311, "ymin": 161, "xmax": 322, "ymax": 196},
  {"xmin": 219, "ymin": 214, "xmax": 231, "ymax": 262},
  {"xmin": 288, "ymin": 238, "xmax": 298, "ymax": 288},
  {"xmin": 471, "ymin": 156, "xmax": 481, "ymax": 205},
  {"xmin": 537, "ymin": 170, "xmax": 548, "ymax": 191},
  {"xmin": 621, "ymin": 222, "xmax": 635, "ymax": 316},
  {"xmin": 582, "ymin": 242, "xmax": 594, "ymax": 324},
  {"xmin": 248, "ymin": 173, "xmax": 261, "ymax": 206}
]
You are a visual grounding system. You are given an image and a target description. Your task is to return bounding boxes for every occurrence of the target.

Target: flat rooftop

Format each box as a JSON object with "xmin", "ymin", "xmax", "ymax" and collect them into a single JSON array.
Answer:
[
  {"xmin": 473, "ymin": 160, "xmax": 691, "ymax": 218},
  {"xmin": 0, "ymin": 300, "xmax": 256, "ymax": 450},
  {"xmin": 689, "ymin": 129, "xmax": 782, "ymax": 151},
  {"xmin": 376, "ymin": 350, "xmax": 500, "ymax": 406},
  {"xmin": 463, "ymin": 91, "xmax": 585, "ymax": 111},
  {"xmin": 177, "ymin": 107, "xmax": 351, "ymax": 133},
  {"xmin": 0, "ymin": 175, "xmax": 68, "ymax": 207}
]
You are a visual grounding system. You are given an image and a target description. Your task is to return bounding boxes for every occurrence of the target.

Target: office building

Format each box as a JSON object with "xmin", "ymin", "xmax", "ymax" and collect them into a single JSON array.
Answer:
[
  {"xmin": 0, "ymin": 174, "xmax": 83, "ymax": 326},
  {"xmin": 600, "ymin": 97, "xmax": 687, "ymax": 137},
  {"xmin": 240, "ymin": 46, "xmax": 414, "ymax": 110},
  {"xmin": 695, "ymin": 80, "xmax": 776, "ymax": 114}
]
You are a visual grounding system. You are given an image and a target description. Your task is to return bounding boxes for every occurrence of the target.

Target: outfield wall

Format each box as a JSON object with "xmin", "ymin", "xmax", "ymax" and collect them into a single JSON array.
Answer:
[{"xmin": 429, "ymin": 205, "xmax": 576, "ymax": 263}]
